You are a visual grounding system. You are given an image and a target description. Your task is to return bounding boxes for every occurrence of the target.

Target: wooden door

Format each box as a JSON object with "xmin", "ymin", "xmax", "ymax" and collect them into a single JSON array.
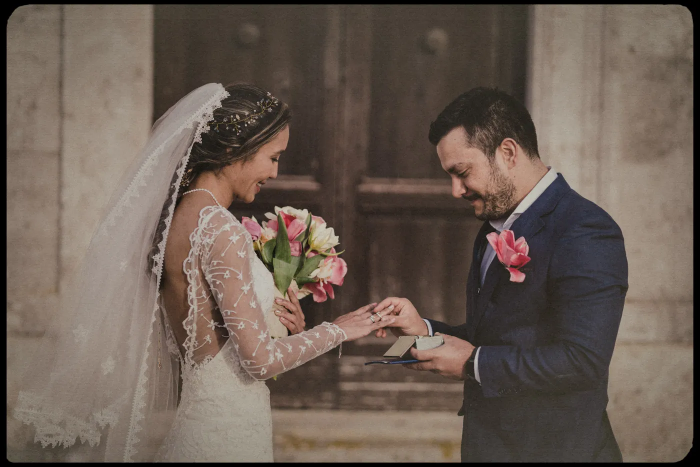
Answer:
[{"xmin": 154, "ymin": 5, "xmax": 529, "ymax": 411}]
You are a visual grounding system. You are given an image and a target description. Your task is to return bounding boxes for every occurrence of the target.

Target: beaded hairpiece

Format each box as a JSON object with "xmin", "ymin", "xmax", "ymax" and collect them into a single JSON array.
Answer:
[{"xmin": 206, "ymin": 92, "xmax": 279, "ymax": 135}]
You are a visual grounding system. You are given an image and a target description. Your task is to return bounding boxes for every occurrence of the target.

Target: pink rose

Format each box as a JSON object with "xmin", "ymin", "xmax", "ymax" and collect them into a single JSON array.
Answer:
[
  {"xmin": 241, "ymin": 217, "xmax": 261, "ymax": 241},
  {"xmin": 486, "ymin": 229, "xmax": 531, "ymax": 283}
]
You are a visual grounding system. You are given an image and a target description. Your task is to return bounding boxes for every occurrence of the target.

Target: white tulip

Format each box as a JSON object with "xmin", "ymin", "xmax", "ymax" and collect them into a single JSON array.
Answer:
[
  {"xmin": 309, "ymin": 223, "xmax": 339, "ymax": 252},
  {"xmin": 260, "ymin": 224, "xmax": 277, "ymax": 243},
  {"xmin": 308, "ymin": 260, "xmax": 333, "ymax": 282}
]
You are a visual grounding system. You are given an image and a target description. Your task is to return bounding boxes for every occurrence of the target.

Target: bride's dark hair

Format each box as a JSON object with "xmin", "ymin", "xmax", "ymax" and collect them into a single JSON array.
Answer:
[
  {"xmin": 182, "ymin": 83, "xmax": 292, "ymax": 187},
  {"xmin": 149, "ymin": 83, "xmax": 291, "ymax": 275}
]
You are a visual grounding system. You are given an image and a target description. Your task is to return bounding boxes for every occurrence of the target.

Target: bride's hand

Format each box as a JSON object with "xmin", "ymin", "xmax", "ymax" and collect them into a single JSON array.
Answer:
[
  {"xmin": 332, "ymin": 303, "xmax": 396, "ymax": 342},
  {"xmin": 274, "ymin": 287, "xmax": 306, "ymax": 335}
]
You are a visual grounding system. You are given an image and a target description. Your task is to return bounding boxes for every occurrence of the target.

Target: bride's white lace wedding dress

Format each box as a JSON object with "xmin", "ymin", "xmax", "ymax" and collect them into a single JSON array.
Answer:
[{"xmin": 155, "ymin": 205, "xmax": 346, "ymax": 462}]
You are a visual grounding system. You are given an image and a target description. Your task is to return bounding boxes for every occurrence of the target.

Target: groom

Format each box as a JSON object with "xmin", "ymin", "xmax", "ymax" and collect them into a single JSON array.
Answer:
[{"xmin": 374, "ymin": 87, "xmax": 628, "ymax": 462}]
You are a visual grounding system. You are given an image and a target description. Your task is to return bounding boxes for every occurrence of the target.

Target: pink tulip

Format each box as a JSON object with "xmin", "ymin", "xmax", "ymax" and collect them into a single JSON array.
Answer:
[
  {"xmin": 304, "ymin": 252, "xmax": 348, "ymax": 302},
  {"xmin": 305, "ymin": 282, "xmax": 329, "ymax": 302},
  {"xmin": 286, "ymin": 220, "xmax": 306, "ymax": 241},
  {"xmin": 327, "ymin": 255, "xmax": 347, "ymax": 286},
  {"xmin": 277, "ymin": 211, "xmax": 306, "ymax": 240},
  {"xmin": 241, "ymin": 217, "xmax": 261, "ymax": 241},
  {"xmin": 486, "ymin": 229, "xmax": 530, "ymax": 283},
  {"xmin": 290, "ymin": 241, "xmax": 303, "ymax": 257}
]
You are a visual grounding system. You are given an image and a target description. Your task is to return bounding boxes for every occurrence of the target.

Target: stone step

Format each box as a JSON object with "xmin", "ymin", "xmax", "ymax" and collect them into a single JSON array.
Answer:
[{"xmin": 272, "ymin": 409, "xmax": 463, "ymax": 462}]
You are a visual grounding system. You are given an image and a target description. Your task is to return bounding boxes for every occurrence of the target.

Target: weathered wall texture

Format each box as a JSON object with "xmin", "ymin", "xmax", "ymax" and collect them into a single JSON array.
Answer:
[
  {"xmin": 6, "ymin": 4, "xmax": 154, "ymax": 459},
  {"xmin": 529, "ymin": 5, "xmax": 692, "ymax": 462},
  {"xmin": 6, "ymin": 4, "xmax": 692, "ymax": 462}
]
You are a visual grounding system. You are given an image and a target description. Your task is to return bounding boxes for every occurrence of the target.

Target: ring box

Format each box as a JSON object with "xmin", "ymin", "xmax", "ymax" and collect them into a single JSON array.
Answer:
[{"xmin": 365, "ymin": 335, "xmax": 444, "ymax": 365}]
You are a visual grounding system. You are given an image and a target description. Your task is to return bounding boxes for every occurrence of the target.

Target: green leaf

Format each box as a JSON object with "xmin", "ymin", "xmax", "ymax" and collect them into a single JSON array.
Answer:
[
  {"xmin": 297, "ymin": 254, "xmax": 324, "ymax": 279},
  {"xmin": 300, "ymin": 215, "xmax": 312, "ymax": 243},
  {"xmin": 262, "ymin": 238, "xmax": 276, "ymax": 265},
  {"xmin": 290, "ymin": 255, "xmax": 302, "ymax": 273},
  {"xmin": 295, "ymin": 275, "xmax": 317, "ymax": 287},
  {"xmin": 273, "ymin": 258, "xmax": 296, "ymax": 294},
  {"xmin": 274, "ymin": 213, "xmax": 292, "ymax": 263},
  {"xmin": 296, "ymin": 216, "xmax": 314, "ymax": 274}
]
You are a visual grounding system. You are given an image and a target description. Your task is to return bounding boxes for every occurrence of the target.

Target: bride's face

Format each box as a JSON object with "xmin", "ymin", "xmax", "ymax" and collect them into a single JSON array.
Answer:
[{"xmin": 223, "ymin": 125, "xmax": 290, "ymax": 203}]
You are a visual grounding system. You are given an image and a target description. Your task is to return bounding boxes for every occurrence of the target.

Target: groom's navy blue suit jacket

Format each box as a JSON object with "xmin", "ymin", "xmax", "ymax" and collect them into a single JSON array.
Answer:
[{"xmin": 427, "ymin": 174, "xmax": 628, "ymax": 462}]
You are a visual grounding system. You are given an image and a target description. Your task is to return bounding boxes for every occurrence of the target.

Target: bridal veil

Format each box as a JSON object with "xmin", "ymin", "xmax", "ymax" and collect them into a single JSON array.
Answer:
[{"xmin": 12, "ymin": 83, "xmax": 230, "ymax": 461}]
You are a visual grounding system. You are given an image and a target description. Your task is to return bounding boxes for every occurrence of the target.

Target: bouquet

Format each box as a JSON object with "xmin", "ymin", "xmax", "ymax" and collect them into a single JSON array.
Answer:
[{"xmin": 241, "ymin": 206, "xmax": 347, "ymax": 338}]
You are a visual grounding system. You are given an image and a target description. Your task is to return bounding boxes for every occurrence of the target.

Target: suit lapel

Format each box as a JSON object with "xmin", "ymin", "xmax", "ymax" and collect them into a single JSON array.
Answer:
[
  {"xmin": 466, "ymin": 221, "xmax": 493, "ymax": 339},
  {"xmin": 468, "ymin": 174, "xmax": 572, "ymax": 340}
]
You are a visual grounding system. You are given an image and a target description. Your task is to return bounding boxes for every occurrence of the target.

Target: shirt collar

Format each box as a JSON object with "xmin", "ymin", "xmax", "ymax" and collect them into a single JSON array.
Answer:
[{"xmin": 489, "ymin": 166, "xmax": 558, "ymax": 232}]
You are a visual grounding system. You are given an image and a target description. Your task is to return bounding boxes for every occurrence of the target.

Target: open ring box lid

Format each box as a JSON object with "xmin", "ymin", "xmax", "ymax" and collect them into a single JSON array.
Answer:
[{"xmin": 364, "ymin": 335, "xmax": 444, "ymax": 365}]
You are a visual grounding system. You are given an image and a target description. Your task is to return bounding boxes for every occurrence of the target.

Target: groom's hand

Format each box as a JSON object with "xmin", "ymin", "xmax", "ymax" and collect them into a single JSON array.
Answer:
[
  {"xmin": 372, "ymin": 297, "xmax": 428, "ymax": 338},
  {"xmin": 402, "ymin": 333, "xmax": 475, "ymax": 381}
]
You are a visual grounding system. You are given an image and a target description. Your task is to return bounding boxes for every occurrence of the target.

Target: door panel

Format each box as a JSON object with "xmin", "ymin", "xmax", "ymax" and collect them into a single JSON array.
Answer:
[{"xmin": 154, "ymin": 5, "xmax": 528, "ymax": 411}]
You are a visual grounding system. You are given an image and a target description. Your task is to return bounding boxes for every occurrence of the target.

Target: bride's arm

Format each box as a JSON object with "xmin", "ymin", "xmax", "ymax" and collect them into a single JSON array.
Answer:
[{"xmin": 199, "ymin": 211, "xmax": 346, "ymax": 380}]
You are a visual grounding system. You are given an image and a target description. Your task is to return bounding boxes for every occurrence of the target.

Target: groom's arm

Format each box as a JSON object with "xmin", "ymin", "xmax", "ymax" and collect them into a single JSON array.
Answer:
[{"xmin": 477, "ymin": 209, "xmax": 628, "ymax": 397}]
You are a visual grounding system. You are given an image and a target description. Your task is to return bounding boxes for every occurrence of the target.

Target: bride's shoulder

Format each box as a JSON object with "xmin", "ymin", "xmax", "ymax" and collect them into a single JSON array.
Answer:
[
  {"xmin": 170, "ymin": 201, "xmax": 241, "ymax": 239},
  {"xmin": 196, "ymin": 205, "xmax": 245, "ymax": 235}
]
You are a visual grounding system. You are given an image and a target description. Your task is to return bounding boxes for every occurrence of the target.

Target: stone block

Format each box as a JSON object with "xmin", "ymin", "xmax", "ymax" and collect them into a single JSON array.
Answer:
[
  {"xmin": 617, "ymin": 299, "xmax": 693, "ymax": 344},
  {"xmin": 60, "ymin": 5, "xmax": 153, "ymax": 287},
  {"xmin": 7, "ymin": 5, "xmax": 61, "ymax": 153},
  {"xmin": 607, "ymin": 343, "xmax": 692, "ymax": 462},
  {"xmin": 528, "ymin": 5, "xmax": 605, "ymax": 203},
  {"xmin": 598, "ymin": 5, "xmax": 693, "ymax": 303},
  {"xmin": 6, "ymin": 150, "xmax": 59, "ymax": 334}
]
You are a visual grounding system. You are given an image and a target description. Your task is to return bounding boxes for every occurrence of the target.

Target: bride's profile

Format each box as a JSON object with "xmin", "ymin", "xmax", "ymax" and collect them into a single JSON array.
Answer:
[{"xmin": 12, "ymin": 82, "xmax": 395, "ymax": 462}]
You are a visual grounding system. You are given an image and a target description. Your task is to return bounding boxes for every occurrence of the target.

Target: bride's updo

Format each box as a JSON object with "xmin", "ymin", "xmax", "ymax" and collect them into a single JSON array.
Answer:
[
  {"xmin": 181, "ymin": 83, "xmax": 292, "ymax": 188},
  {"xmin": 149, "ymin": 83, "xmax": 291, "ymax": 276}
]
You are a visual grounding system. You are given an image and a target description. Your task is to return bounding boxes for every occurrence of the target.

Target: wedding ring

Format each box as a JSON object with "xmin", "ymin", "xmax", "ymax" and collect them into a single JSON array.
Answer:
[{"xmin": 369, "ymin": 314, "xmax": 376, "ymax": 323}]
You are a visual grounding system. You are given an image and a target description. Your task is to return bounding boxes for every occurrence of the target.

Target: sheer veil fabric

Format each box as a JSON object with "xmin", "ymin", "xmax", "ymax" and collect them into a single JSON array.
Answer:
[{"xmin": 12, "ymin": 83, "xmax": 231, "ymax": 461}]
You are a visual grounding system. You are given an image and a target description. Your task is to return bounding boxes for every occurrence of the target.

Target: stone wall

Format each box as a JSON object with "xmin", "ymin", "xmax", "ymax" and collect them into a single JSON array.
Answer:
[
  {"xmin": 529, "ymin": 5, "xmax": 693, "ymax": 462},
  {"xmin": 6, "ymin": 4, "xmax": 692, "ymax": 462},
  {"xmin": 6, "ymin": 4, "xmax": 153, "ymax": 459}
]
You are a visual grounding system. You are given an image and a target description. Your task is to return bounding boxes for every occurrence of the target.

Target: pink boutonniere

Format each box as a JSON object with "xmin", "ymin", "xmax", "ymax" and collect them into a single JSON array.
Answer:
[{"xmin": 486, "ymin": 229, "xmax": 531, "ymax": 283}]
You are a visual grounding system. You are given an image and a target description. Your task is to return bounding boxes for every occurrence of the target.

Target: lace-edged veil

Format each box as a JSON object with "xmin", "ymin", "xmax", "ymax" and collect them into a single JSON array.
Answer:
[{"xmin": 12, "ymin": 83, "xmax": 230, "ymax": 461}]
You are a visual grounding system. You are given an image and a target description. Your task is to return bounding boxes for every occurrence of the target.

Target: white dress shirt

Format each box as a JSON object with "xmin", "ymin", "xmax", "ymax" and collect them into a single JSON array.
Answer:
[{"xmin": 424, "ymin": 167, "xmax": 558, "ymax": 384}]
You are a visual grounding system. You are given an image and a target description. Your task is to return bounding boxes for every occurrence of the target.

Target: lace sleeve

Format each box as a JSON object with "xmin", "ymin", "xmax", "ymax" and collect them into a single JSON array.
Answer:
[{"xmin": 199, "ymin": 209, "xmax": 347, "ymax": 380}]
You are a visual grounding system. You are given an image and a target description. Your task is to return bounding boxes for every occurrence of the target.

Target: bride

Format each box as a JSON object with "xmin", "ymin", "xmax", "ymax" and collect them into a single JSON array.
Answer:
[{"xmin": 12, "ymin": 83, "xmax": 394, "ymax": 462}]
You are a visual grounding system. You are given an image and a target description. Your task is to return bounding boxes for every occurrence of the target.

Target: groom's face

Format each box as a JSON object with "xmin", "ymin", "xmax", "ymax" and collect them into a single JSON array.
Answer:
[{"xmin": 437, "ymin": 126, "xmax": 516, "ymax": 221}]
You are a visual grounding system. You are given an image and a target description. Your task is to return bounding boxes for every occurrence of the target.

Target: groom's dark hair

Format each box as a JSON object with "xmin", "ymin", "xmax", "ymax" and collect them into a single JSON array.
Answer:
[{"xmin": 428, "ymin": 87, "xmax": 540, "ymax": 160}]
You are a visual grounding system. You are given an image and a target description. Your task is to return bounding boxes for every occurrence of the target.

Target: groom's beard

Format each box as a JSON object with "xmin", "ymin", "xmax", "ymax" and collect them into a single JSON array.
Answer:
[{"xmin": 472, "ymin": 163, "xmax": 517, "ymax": 221}]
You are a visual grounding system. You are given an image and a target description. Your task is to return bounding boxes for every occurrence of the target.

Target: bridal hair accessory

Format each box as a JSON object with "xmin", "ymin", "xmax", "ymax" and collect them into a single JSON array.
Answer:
[
  {"xmin": 486, "ymin": 229, "xmax": 531, "ymax": 282},
  {"xmin": 240, "ymin": 206, "xmax": 347, "ymax": 339},
  {"xmin": 180, "ymin": 167, "xmax": 195, "ymax": 188},
  {"xmin": 207, "ymin": 92, "xmax": 279, "ymax": 135}
]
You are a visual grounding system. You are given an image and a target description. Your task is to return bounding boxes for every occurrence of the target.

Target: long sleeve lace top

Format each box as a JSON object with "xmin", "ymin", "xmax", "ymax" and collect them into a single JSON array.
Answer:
[{"xmin": 173, "ymin": 205, "xmax": 346, "ymax": 381}]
